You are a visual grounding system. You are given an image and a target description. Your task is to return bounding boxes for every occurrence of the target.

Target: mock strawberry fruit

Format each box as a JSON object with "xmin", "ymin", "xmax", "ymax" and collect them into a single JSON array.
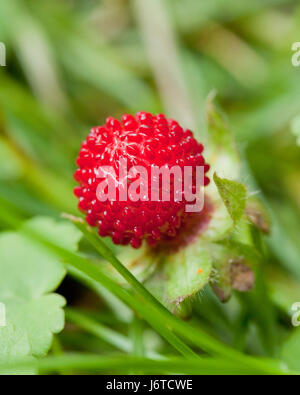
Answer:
[{"xmin": 74, "ymin": 112, "xmax": 210, "ymax": 248}]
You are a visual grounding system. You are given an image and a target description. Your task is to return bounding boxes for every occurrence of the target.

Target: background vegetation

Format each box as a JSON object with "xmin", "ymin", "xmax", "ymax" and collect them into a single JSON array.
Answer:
[{"xmin": 0, "ymin": 0, "xmax": 300, "ymax": 375}]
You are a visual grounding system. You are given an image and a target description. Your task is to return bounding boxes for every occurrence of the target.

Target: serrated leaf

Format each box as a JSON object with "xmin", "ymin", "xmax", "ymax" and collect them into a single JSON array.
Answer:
[
  {"xmin": 213, "ymin": 173, "xmax": 247, "ymax": 224},
  {"xmin": 7, "ymin": 294, "xmax": 65, "ymax": 356},
  {"xmin": 145, "ymin": 241, "xmax": 212, "ymax": 315},
  {"xmin": 23, "ymin": 216, "xmax": 82, "ymax": 252},
  {"xmin": 0, "ymin": 323, "xmax": 34, "ymax": 375},
  {"xmin": 165, "ymin": 244, "xmax": 212, "ymax": 303},
  {"xmin": 0, "ymin": 217, "xmax": 81, "ymax": 366}
]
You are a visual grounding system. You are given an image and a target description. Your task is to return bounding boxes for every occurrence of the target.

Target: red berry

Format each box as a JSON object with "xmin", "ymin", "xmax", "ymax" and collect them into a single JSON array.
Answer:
[{"xmin": 74, "ymin": 112, "xmax": 210, "ymax": 248}]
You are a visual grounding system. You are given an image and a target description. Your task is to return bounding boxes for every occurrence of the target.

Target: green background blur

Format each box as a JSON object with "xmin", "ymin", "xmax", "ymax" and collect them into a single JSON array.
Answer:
[{"xmin": 0, "ymin": 0, "xmax": 300, "ymax": 360}]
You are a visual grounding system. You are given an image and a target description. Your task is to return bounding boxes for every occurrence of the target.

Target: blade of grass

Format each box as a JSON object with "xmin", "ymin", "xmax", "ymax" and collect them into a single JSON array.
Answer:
[
  {"xmin": 66, "ymin": 308, "xmax": 132, "ymax": 354},
  {"xmin": 130, "ymin": 315, "xmax": 145, "ymax": 374},
  {"xmin": 1, "ymin": 354, "xmax": 289, "ymax": 375},
  {"xmin": 131, "ymin": 315, "xmax": 145, "ymax": 358}
]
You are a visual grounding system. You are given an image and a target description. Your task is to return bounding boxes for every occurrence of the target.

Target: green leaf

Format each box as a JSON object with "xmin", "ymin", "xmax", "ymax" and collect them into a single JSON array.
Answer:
[
  {"xmin": 7, "ymin": 294, "xmax": 65, "ymax": 357},
  {"xmin": 0, "ymin": 323, "xmax": 35, "ymax": 375},
  {"xmin": 0, "ymin": 217, "xmax": 81, "ymax": 364},
  {"xmin": 23, "ymin": 216, "xmax": 82, "ymax": 253},
  {"xmin": 213, "ymin": 173, "xmax": 247, "ymax": 224},
  {"xmin": 145, "ymin": 240, "xmax": 212, "ymax": 315},
  {"xmin": 165, "ymin": 243, "xmax": 211, "ymax": 302}
]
